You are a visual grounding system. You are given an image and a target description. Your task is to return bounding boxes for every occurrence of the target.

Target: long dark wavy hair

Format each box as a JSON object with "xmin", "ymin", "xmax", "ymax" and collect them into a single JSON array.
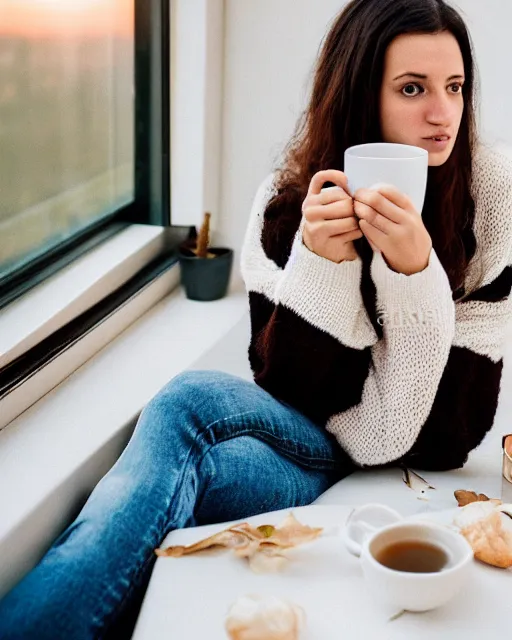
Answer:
[{"xmin": 266, "ymin": 0, "xmax": 479, "ymax": 298}]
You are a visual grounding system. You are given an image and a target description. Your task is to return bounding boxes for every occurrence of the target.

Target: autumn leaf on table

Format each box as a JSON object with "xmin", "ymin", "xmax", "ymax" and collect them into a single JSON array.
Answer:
[
  {"xmin": 225, "ymin": 595, "xmax": 306, "ymax": 640},
  {"xmin": 155, "ymin": 513, "xmax": 323, "ymax": 573},
  {"xmin": 154, "ymin": 529, "xmax": 252, "ymax": 558},
  {"xmin": 454, "ymin": 489, "xmax": 493, "ymax": 507},
  {"xmin": 452, "ymin": 491, "xmax": 512, "ymax": 569},
  {"xmin": 257, "ymin": 513, "xmax": 323, "ymax": 547}
]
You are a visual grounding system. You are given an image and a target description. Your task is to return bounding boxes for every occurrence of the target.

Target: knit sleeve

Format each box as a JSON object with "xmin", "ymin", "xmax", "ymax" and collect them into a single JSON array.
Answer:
[
  {"xmin": 240, "ymin": 174, "xmax": 378, "ymax": 426},
  {"xmin": 325, "ymin": 248, "xmax": 457, "ymax": 467}
]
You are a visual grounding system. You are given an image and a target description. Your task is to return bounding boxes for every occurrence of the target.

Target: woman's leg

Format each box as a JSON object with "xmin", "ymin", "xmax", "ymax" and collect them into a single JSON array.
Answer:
[{"xmin": 0, "ymin": 370, "xmax": 354, "ymax": 640}]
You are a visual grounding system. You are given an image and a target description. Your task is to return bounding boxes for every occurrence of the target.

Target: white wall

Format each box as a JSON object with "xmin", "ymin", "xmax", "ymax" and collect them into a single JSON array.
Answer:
[
  {"xmin": 213, "ymin": 0, "xmax": 512, "ymax": 289},
  {"xmin": 170, "ymin": 0, "xmax": 224, "ymax": 229},
  {"xmin": 451, "ymin": 0, "xmax": 512, "ymax": 147}
]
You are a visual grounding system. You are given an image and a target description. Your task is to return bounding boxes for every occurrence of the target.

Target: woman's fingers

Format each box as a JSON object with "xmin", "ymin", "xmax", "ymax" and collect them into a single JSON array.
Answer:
[
  {"xmin": 306, "ymin": 197, "xmax": 354, "ymax": 222},
  {"xmin": 308, "ymin": 170, "xmax": 351, "ymax": 197},
  {"xmin": 359, "ymin": 219, "xmax": 386, "ymax": 248},
  {"xmin": 372, "ymin": 184, "xmax": 415, "ymax": 212},
  {"xmin": 353, "ymin": 187, "xmax": 407, "ymax": 224},
  {"xmin": 306, "ymin": 188, "xmax": 350, "ymax": 209},
  {"xmin": 353, "ymin": 200, "xmax": 397, "ymax": 235},
  {"xmin": 308, "ymin": 216, "xmax": 360, "ymax": 238},
  {"xmin": 340, "ymin": 227, "xmax": 364, "ymax": 242}
]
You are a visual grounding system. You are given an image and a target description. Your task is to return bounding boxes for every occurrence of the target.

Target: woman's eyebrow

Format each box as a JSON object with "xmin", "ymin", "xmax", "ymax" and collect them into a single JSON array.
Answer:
[{"xmin": 392, "ymin": 72, "xmax": 465, "ymax": 81}]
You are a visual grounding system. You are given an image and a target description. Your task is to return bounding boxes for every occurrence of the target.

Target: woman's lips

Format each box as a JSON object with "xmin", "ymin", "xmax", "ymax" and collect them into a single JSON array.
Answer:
[{"xmin": 422, "ymin": 136, "xmax": 451, "ymax": 150}]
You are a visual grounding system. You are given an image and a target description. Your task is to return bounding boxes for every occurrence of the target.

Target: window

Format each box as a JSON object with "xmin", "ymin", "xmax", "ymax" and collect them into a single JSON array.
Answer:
[
  {"xmin": 0, "ymin": 0, "xmax": 134, "ymax": 284},
  {"xmin": 0, "ymin": 0, "xmax": 188, "ymax": 426},
  {"xmin": 0, "ymin": 0, "xmax": 175, "ymax": 310}
]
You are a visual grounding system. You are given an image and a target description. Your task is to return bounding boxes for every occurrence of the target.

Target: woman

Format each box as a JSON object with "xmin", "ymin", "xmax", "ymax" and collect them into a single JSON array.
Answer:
[{"xmin": 1, "ymin": 0, "xmax": 511, "ymax": 638}]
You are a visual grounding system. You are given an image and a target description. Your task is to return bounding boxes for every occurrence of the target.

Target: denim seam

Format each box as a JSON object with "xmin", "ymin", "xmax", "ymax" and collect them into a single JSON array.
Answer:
[
  {"xmin": 203, "ymin": 410, "xmax": 340, "ymax": 464},
  {"xmin": 167, "ymin": 412, "xmax": 340, "ymax": 530},
  {"xmin": 95, "ymin": 511, "xmax": 170, "ymax": 639}
]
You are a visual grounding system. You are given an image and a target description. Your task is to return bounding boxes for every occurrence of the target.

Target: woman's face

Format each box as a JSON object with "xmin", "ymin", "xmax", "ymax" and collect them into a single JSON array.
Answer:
[{"xmin": 380, "ymin": 31, "xmax": 465, "ymax": 167}]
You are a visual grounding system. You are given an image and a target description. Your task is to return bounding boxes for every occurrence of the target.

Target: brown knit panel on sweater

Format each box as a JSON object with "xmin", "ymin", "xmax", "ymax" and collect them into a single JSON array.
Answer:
[
  {"xmin": 400, "ymin": 348, "xmax": 503, "ymax": 471},
  {"xmin": 248, "ymin": 291, "xmax": 372, "ymax": 427}
]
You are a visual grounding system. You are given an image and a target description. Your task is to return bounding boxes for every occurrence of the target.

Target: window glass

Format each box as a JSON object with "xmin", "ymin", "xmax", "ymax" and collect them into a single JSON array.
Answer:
[{"xmin": 0, "ymin": 0, "xmax": 134, "ymax": 280}]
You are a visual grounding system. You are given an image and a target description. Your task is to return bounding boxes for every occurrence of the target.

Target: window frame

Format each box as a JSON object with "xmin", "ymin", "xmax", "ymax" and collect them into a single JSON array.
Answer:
[{"xmin": 0, "ymin": 0, "xmax": 172, "ymax": 311}]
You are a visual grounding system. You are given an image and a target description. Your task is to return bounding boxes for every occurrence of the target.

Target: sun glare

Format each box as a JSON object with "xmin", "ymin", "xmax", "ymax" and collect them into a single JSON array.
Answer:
[
  {"xmin": 13, "ymin": 0, "xmax": 104, "ymax": 9},
  {"xmin": 0, "ymin": 0, "xmax": 133, "ymax": 37}
]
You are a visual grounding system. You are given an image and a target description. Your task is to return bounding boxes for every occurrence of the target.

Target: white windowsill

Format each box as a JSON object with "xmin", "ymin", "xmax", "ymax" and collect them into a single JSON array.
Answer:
[
  {"xmin": 0, "ymin": 283, "xmax": 250, "ymax": 598},
  {"xmin": 0, "ymin": 224, "xmax": 169, "ymax": 370}
]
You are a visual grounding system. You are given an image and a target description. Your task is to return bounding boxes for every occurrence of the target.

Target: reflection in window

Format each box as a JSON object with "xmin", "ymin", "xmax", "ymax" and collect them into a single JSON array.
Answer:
[{"xmin": 0, "ymin": 0, "xmax": 134, "ymax": 280}]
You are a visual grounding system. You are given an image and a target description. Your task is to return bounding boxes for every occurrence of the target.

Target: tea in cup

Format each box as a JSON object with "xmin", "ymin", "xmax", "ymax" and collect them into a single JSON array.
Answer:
[{"xmin": 342, "ymin": 504, "xmax": 474, "ymax": 612}]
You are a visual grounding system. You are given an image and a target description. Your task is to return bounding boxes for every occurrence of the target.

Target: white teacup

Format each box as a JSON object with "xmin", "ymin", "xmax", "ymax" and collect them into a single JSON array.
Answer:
[
  {"xmin": 342, "ymin": 504, "xmax": 474, "ymax": 612},
  {"xmin": 344, "ymin": 143, "xmax": 429, "ymax": 215}
]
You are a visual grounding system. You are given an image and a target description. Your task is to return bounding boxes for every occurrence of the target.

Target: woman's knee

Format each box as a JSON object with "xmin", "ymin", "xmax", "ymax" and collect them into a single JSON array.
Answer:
[
  {"xmin": 136, "ymin": 370, "xmax": 254, "ymax": 444},
  {"xmin": 156, "ymin": 370, "xmax": 251, "ymax": 408},
  {"xmin": 193, "ymin": 436, "xmax": 336, "ymax": 525}
]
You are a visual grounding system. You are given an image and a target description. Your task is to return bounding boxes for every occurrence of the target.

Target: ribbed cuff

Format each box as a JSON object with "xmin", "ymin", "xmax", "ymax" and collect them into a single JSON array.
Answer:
[{"xmin": 371, "ymin": 249, "xmax": 455, "ymax": 332}]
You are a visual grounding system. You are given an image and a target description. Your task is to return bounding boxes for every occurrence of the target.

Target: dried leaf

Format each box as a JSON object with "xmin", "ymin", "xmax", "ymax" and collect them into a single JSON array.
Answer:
[
  {"xmin": 402, "ymin": 468, "xmax": 435, "ymax": 500},
  {"xmin": 155, "ymin": 512, "xmax": 323, "ymax": 573},
  {"xmin": 263, "ymin": 513, "xmax": 323, "ymax": 548},
  {"xmin": 452, "ymin": 501, "xmax": 512, "ymax": 569},
  {"xmin": 458, "ymin": 511, "xmax": 512, "ymax": 569},
  {"xmin": 454, "ymin": 490, "xmax": 491, "ymax": 507},
  {"xmin": 225, "ymin": 595, "xmax": 306, "ymax": 640},
  {"xmin": 257, "ymin": 524, "xmax": 276, "ymax": 538},
  {"xmin": 154, "ymin": 529, "xmax": 251, "ymax": 558},
  {"xmin": 248, "ymin": 548, "xmax": 289, "ymax": 574},
  {"xmin": 230, "ymin": 523, "xmax": 270, "ymax": 541},
  {"xmin": 234, "ymin": 540, "xmax": 264, "ymax": 559},
  {"xmin": 453, "ymin": 501, "xmax": 500, "ymax": 529}
]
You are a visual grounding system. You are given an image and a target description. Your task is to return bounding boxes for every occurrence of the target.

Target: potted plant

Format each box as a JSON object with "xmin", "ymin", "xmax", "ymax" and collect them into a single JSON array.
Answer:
[{"xmin": 178, "ymin": 212, "xmax": 234, "ymax": 301}]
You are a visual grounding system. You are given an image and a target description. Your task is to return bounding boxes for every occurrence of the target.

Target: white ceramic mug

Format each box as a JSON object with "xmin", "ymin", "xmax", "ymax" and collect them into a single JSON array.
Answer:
[
  {"xmin": 342, "ymin": 504, "xmax": 474, "ymax": 612},
  {"xmin": 344, "ymin": 143, "xmax": 429, "ymax": 215}
]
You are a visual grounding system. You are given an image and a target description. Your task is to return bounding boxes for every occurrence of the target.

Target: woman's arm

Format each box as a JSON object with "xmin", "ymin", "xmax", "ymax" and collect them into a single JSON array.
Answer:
[
  {"xmin": 325, "ymin": 248, "xmax": 457, "ymax": 467},
  {"xmin": 241, "ymin": 174, "xmax": 378, "ymax": 426}
]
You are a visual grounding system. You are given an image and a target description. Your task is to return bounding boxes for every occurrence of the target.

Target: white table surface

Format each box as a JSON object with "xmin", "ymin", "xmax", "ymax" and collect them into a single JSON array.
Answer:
[
  {"xmin": 132, "ymin": 327, "xmax": 512, "ymax": 639},
  {"xmin": 132, "ymin": 503, "xmax": 511, "ymax": 640}
]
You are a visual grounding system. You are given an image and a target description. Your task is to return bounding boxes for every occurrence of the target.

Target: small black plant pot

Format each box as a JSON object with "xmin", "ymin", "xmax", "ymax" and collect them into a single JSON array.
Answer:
[{"xmin": 178, "ymin": 247, "xmax": 234, "ymax": 301}]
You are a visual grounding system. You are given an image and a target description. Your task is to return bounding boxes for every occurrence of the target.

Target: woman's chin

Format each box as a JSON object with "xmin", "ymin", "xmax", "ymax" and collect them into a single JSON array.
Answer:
[{"xmin": 427, "ymin": 149, "xmax": 452, "ymax": 167}]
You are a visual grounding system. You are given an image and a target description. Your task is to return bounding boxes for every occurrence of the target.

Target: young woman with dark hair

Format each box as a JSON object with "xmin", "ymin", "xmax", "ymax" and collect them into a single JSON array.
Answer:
[{"xmin": 1, "ymin": 1, "xmax": 511, "ymax": 638}]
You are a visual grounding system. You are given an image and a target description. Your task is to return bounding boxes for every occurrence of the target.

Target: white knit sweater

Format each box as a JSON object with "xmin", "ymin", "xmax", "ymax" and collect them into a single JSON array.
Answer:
[{"xmin": 241, "ymin": 143, "xmax": 512, "ymax": 468}]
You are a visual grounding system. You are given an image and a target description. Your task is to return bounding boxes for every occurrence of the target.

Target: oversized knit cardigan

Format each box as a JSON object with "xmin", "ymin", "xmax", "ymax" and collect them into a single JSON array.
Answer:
[{"xmin": 240, "ymin": 144, "xmax": 512, "ymax": 471}]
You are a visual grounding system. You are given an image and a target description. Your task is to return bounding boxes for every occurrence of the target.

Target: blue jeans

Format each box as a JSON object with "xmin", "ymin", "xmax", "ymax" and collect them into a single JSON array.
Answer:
[{"xmin": 0, "ymin": 370, "xmax": 354, "ymax": 639}]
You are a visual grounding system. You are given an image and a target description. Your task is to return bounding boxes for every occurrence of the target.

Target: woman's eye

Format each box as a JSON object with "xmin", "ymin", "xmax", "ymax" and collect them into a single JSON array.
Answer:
[
  {"xmin": 402, "ymin": 83, "xmax": 422, "ymax": 97},
  {"xmin": 401, "ymin": 82, "xmax": 463, "ymax": 97}
]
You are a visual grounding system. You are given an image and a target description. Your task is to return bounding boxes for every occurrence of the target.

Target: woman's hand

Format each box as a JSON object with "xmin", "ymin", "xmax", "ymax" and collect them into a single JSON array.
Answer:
[
  {"xmin": 302, "ymin": 170, "xmax": 363, "ymax": 264},
  {"xmin": 353, "ymin": 184, "xmax": 432, "ymax": 276}
]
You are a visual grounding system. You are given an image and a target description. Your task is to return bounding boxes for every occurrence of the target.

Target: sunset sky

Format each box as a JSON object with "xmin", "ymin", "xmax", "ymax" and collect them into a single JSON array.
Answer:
[{"xmin": 0, "ymin": 0, "xmax": 133, "ymax": 37}]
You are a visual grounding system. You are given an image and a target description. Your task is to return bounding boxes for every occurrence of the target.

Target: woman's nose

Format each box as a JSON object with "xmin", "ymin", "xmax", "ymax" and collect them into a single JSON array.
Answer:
[{"xmin": 425, "ymin": 94, "xmax": 456, "ymax": 127}]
